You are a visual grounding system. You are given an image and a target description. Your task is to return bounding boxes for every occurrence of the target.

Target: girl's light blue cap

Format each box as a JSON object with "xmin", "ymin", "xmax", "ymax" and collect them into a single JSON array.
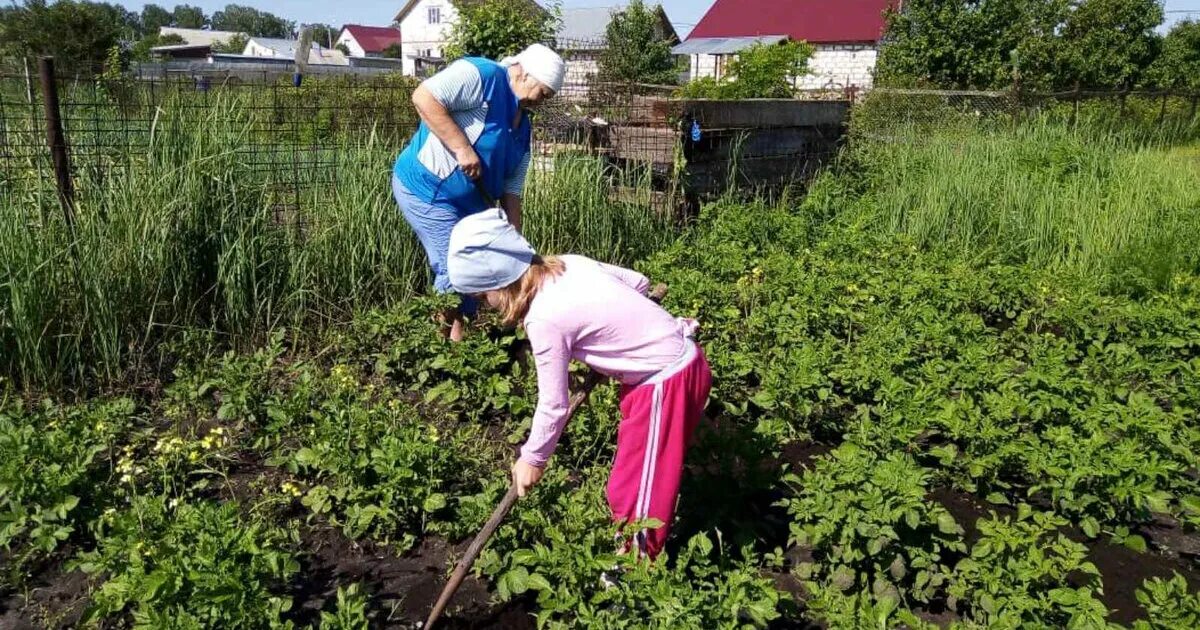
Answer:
[{"xmin": 448, "ymin": 209, "xmax": 536, "ymax": 294}]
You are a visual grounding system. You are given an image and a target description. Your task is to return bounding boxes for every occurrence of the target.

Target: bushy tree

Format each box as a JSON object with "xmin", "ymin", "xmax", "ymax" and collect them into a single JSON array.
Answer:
[
  {"xmin": 1145, "ymin": 19, "xmax": 1200, "ymax": 90},
  {"xmin": 211, "ymin": 33, "xmax": 249, "ymax": 54},
  {"xmin": 876, "ymin": 0, "xmax": 1167, "ymax": 91},
  {"xmin": 678, "ymin": 40, "xmax": 814, "ymax": 99},
  {"xmin": 1056, "ymin": 0, "xmax": 1162, "ymax": 89},
  {"xmin": 0, "ymin": 0, "xmax": 136, "ymax": 71},
  {"xmin": 597, "ymin": 0, "xmax": 679, "ymax": 85},
  {"xmin": 211, "ymin": 4, "xmax": 293, "ymax": 38},
  {"xmin": 130, "ymin": 32, "xmax": 185, "ymax": 60},
  {"xmin": 876, "ymin": 0, "xmax": 1066, "ymax": 89},
  {"xmin": 381, "ymin": 43, "xmax": 404, "ymax": 59},
  {"xmin": 140, "ymin": 3, "xmax": 172, "ymax": 33},
  {"xmin": 446, "ymin": 0, "xmax": 559, "ymax": 61},
  {"xmin": 171, "ymin": 4, "xmax": 206, "ymax": 29},
  {"xmin": 306, "ymin": 23, "xmax": 338, "ymax": 49}
]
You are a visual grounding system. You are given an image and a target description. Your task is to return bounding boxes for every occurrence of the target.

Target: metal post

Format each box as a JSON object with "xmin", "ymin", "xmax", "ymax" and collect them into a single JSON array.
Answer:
[{"xmin": 37, "ymin": 57, "xmax": 75, "ymax": 231}]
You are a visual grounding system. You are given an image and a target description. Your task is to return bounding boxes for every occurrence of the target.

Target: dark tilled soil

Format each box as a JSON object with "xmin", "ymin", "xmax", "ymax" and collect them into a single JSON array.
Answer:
[
  {"xmin": 288, "ymin": 525, "xmax": 535, "ymax": 629},
  {"xmin": 0, "ymin": 546, "xmax": 92, "ymax": 630},
  {"xmin": 932, "ymin": 486, "xmax": 1200, "ymax": 625}
]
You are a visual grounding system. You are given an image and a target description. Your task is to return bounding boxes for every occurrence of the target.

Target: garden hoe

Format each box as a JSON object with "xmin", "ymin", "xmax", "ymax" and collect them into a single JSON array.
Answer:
[{"xmin": 424, "ymin": 283, "xmax": 668, "ymax": 629}]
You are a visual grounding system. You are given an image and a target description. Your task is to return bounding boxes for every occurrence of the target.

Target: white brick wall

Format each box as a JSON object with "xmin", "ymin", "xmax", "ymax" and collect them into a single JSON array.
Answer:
[
  {"xmin": 798, "ymin": 44, "xmax": 877, "ymax": 90},
  {"xmin": 687, "ymin": 43, "xmax": 878, "ymax": 90}
]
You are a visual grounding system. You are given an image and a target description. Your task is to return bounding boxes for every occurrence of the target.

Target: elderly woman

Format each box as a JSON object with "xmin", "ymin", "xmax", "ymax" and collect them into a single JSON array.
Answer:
[{"xmin": 393, "ymin": 43, "xmax": 565, "ymax": 341}]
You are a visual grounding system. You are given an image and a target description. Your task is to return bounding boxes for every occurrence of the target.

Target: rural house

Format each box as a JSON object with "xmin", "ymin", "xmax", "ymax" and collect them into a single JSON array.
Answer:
[
  {"xmin": 390, "ymin": 1, "xmax": 676, "ymax": 85},
  {"xmin": 335, "ymin": 24, "xmax": 403, "ymax": 58},
  {"xmin": 674, "ymin": 0, "xmax": 894, "ymax": 90},
  {"xmin": 556, "ymin": 4, "xmax": 681, "ymax": 94},
  {"xmin": 242, "ymin": 37, "xmax": 349, "ymax": 66},
  {"xmin": 151, "ymin": 26, "xmax": 246, "ymax": 58}
]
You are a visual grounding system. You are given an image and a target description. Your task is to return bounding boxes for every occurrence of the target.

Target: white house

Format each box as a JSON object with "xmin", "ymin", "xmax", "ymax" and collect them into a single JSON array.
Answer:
[
  {"xmin": 391, "ymin": 1, "xmax": 678, "ymax": 87},
  {"xmin": 242, "ymin": 37, "xmax": 349, "ymax": 66},
  {"xmin": 159, "ymin": 27, "xmax": 245, "ymax": 48},
  {"xmin": 675, "ymin": 0, "xmax": 895, "ymax": 91},
  {"xmin": 392, "ymin": 0, "xmax": 467, "ymax": 76},
  {"xmin": 334, "ymin": 24, "xmax": 403, "ymax": 58}
]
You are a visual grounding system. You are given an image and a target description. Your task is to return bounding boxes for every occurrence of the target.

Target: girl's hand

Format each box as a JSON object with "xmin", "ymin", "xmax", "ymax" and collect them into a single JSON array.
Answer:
[{"xmin": 512, "ymin": 460, "xmax": 544, "ymax": 498}]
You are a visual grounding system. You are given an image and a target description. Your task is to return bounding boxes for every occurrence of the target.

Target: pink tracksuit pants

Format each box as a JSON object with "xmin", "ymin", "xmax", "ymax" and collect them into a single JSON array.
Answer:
[{"xmin": 608, "ymin": 341, "xmax": 712, "ymax": 558}]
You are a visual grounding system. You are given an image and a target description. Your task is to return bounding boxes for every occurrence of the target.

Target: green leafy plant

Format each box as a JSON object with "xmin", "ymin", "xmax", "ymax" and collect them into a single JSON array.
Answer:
[
  {"xmin": 75, "ymin": 498, "xmax": 299, "ymax": 628},
  {"xmin": 947, "ymin": 505, "xmax": 1106, "ymax": 627},
  {"xmin": 678, "ymin": 40, "xmax": 814, "ymax": 99},
  {"xmin": 780, "ymin": 444, "xmax": 967, "ymax": 604},
  {"xmin": 445, "ymin": 0, "xmax": 560, "ymax": 61}
]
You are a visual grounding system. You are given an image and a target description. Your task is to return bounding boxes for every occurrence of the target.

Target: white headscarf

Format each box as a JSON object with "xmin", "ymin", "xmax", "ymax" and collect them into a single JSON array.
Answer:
[{"xmin": 501, "ymin": 43, "xmax": 565, "ymax": 94}]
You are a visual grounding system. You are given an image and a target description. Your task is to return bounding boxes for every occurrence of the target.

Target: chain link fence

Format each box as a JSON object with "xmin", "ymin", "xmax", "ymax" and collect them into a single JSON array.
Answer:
[{"xmin": 0, "ymin": 50, "xmax": 690, "ymax": 231}]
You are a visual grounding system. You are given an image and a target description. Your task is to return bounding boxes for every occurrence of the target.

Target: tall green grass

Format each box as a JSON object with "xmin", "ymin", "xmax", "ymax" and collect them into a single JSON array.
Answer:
[
  {"xmin": 824, "ymin": 118, "xmax": 1200, "ymax": 293},
  {"xmin": 0, "ymin": 93, "xmax": 675, "ymax": 389}
]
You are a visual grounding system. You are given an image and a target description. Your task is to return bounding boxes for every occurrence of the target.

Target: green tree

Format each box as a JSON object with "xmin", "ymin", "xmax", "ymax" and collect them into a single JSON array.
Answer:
[
  {"xmin": 1056, "ymin": 0, "xmax": 1163, "ymax": 89},
  {"xmin": 130, "ymin": 32, "xmax": 185, "ymax": 60},
  {"xmin": 597, "ymin": 0, "xmax": 679, "ymax": 85},
  {"xmin": 446, "ymin": 0, "xmax": 559, "ymax": 61},
  {"xmin": 876, "ymin": 0, "xmax": 1166, "ymax": 90},
  {"xmin": 140, "ymin": 3, "xmax": 172, "ymax": 33},
  {"xmin": 876, "ymin": 0, "xmax": 1067, "ymax": 89},
  {"xmin": 678, "ymin": 40, "xmax": 814, "ymax": 99},
  {"xmin": 306, "ymin": 23, "xmax": 338, "ymax": 49},
  {"xmin": 211, "ymin": 33, "xmax": 249, "ymax": 54},
  {"xmin": 210, "ymin": 4, "xmax": 292, "ymax": 38},
  {"xmin": 0, "ymin": 1, "xmax": 135, "ymax": 72},
  {"xmin": 381, "ymin": 43, "xmax": 404, "ymax": 59},
  {"xmin": 1145, "ymin": 19, "xmax": 1200, "ymax": 90},
  {"xmin": 171, "ymin": 4, "xmax": 206, "ymax": 29}
]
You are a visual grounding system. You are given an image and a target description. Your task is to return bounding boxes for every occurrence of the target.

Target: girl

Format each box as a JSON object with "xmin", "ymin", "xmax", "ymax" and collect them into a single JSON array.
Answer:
[
  {"xmin": 393, "ymin": 43, "xmax": 565, "ymax": 341},
  {"xmin": 447, "ymin": 209, "xmax": 712, "ymax": 558}
]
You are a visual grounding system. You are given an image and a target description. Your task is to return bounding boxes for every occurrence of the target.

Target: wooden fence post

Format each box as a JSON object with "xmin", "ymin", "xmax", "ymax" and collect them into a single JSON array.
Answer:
[
  {"xmin": 37, "ymin": 56, "xmax": 75, "ymax": 231},
  {"xmin": 1071, "ymin": 82, "xmax": 1081, "ymax": 127}
]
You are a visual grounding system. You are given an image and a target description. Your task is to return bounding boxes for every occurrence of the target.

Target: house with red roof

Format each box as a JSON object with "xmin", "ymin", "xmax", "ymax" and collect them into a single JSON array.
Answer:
[
  {"xmin": 335, "ymin": 24, "xmax": 403, "ymax": 59},
  {"xmin": 674, "ymin": 0, "xmax": 896, "ymax": 90}
]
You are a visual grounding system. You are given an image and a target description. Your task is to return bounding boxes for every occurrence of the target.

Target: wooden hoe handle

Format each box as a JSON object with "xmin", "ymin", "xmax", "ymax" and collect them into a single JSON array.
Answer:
[{"xmin": 424, "ymin": 283, "xmax": 667, "ymax": 629}]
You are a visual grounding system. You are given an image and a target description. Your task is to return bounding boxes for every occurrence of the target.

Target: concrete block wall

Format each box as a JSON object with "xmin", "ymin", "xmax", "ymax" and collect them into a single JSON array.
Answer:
[
  {"xmin": 798, "ymin": 44, "xmax": 877, "ymax": 90},
  {"xmin": 687, "ymin": 44, "xmax": 878, "ymax": 90}
]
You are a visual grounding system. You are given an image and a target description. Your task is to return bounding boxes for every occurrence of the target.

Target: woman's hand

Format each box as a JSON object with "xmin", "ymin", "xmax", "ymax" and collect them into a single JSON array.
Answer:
[
  {"xmin": 456, "ymin": 146, "xmax": 482, "ymax": 180},
  {"xmin": 512, "ymin": 459, "xmax": 544, "ymax": 498}
]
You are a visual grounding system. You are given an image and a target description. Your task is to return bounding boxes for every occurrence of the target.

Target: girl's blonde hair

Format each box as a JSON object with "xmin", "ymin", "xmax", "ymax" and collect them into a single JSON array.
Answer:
[{"xmin": 494, "ymin": 255, "xmax": 564, "ymax": 326}]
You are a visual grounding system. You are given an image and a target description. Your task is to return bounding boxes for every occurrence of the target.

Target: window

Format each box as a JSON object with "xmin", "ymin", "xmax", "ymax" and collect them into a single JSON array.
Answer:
[{"xmin": 428, "ymin": 6, "xmax": 441, "ymax": 24}]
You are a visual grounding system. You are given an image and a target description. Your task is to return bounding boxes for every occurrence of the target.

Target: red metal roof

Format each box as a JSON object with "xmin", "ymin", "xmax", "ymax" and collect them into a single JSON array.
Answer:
[
  {"xmin": 342, "ymin": 24, "xmax": 402, "ymax": 53},
  {"xmin": 688, "ymin": 0, "xmax": 895, "ymax": 44}
]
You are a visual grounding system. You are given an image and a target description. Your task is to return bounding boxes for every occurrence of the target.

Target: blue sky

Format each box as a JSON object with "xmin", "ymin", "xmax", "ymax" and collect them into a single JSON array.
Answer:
[{"xmin": 117, "ymin": 0, "xmax": 1200, "ymax": 38}]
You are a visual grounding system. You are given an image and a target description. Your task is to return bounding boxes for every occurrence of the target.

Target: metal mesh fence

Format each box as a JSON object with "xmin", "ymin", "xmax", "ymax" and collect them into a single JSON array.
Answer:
[{"xmin": 0, "ymin": 54, "xmax": 691, "ymax": 232}]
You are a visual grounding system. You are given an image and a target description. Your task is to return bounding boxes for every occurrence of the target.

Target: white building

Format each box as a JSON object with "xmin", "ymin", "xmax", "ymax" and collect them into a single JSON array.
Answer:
[
  {"xmin": 159, "ymin": 27, "xmax": 245, "ymax": 48},
  {"xmin": 390, "ymin": 1, "xmax": 677, "ymax": 85},
  {"xmin": 392, "ymin": 0, "xmax": 467, "ymax": 76},
  {"xmin": 334, "ymin": 24, "xmax": 404, "ymax": 59},
  {"xmin": 242, "ymin": 37, "xmax": 349, "ymax": 66},
  {"xmin": 675, "ymin": 0, "xmax": 894, "ymax": 91}
]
